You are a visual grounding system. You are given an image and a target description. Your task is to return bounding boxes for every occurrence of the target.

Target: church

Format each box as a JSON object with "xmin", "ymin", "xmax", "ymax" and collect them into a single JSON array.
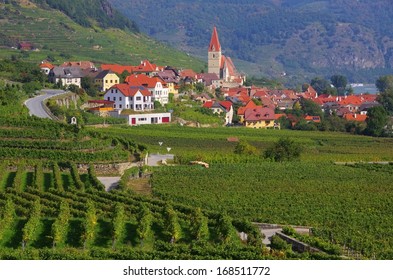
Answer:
[{"xmin": 208, "ymin": 26, "xmax": 245, "ymax": 85}]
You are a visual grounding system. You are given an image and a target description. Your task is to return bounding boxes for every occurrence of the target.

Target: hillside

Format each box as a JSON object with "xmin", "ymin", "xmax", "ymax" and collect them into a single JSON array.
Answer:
[
  {"xmin": 109, "ymin": 0, "xmax": 393, "ymax": 84},
  {"xmin": 0, "ymin": 0, "xmax": 205, "ymax": 71}
]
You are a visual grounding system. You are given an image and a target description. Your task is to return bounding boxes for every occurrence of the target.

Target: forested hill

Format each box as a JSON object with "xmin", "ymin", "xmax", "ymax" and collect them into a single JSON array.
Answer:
[
  {"xmin": 0, "ymin": 0, "xmax": 205, "ymax": 71},
  {"xmin": 109, "ymin": 0, "xmax": 393, "ymax": 83}
]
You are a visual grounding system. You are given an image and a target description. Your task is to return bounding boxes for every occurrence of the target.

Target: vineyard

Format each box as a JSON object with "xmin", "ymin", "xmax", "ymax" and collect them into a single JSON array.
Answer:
[
  {"xmin": 0, "ymin": 116, "xmax": 137, "ymax": 163},
  {"xmin": 90, "ymin": 125, "xmax": 393, "ymax": 163},
  {"xmin": 0, "ymin": 161, "xmax": 284, "ymax": 260},
  {"xmin": 151, "ymin": 162, "xmax": 393, "ymax": 259}
]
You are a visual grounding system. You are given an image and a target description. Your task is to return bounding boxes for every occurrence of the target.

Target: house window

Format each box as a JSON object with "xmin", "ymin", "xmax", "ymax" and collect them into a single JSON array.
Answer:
[
  {"xmin": 113, "ymin": 104, "xmax": 116, "ymax": 109},
  {"xmin": 106, "ymin": 80, "xmax": 108, "ymax": 83},
  {"xmin": 113, "ymin": 97, "xmax": 116, "ymax": 101},
  {"xmin": 136, "ymin": 97, "xmax": 141, "ymax": 101},
  {"xmin": 107, "ymin": 97, "xmax": 110, "ymax": 101},
  {"xmin": 111, "ymin": 89, "xmax": 114, "ymax": 93},
  {"xmin": 110, "ymin": 80, "xmax": 113, "ymax": 83},
  {"xmin": 119, "ymin": 104, "xmax": 122, "ymax": 109},
  {"xmin": 126, "ymin": 104, "xmax": 129, "ymax": 109},
  {"xmin": 119, "ymin": 97, "xmax": 122, "ymax": 101}
]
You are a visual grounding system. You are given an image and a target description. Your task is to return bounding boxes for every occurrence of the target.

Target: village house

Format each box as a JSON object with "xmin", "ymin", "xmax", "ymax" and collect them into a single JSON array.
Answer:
[
  {"xmin": 48, "ymin": 67, "xmax": 83, "ymax": 88},
  {"xmin": 104, "ymin": 84, "xmax": 154, "ymax": 111},
  {"xmin": 94, "ymin": 70, "xmax": 120, "ymax": 91},
  {"xmin": 39, "ymin": 62, "xmax": 54, "ymax": 75},
  {"xmin": 118, "ymin": 112, "xmax": 171, "ymax": 126},
  {"xmin": 18, "ymin": 42, "xmax": 34, "ymax": 51},
  {"xmin": 157, "ymin": 68, "xmax": 180, "ymax": 96},
  {"xmin": 243, "ymin": 107, "xmax": 276, "ymax": 129},
  {"xmin": 125, "ymin": 74, "xmax": 169, "ymax": 105},
  {"xmin": 203, "ymin": 100, "xmax": 233, "ymax": 124}
]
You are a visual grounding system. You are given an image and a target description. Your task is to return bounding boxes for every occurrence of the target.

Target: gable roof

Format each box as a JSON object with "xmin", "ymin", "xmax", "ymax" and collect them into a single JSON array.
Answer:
[
  {"xmin": 110, "ymin": 84, "xmax": 151, "ymax": 97},
  {"xmin": 208, "ymin": 26, "xmax": 221, "ymax": 52},
  {"xmin": 50, "ymin": 67, "xmax": 83, "ymax": 78},
  {"xmin": 238, "ymin": 100, "xmax": 260, "ymax": 115},
  {"xmin": 244, "ymin": 107, "xmax": 276, "ymax": 121},
  {"xmin": 39, "ymin": 62, "xmax": 54, "ymax": 69},
  {"xmin": 131, "ymin": 60, "xmax": 164, "ymax": 73},
  {"xmin": 60, "ymin": 61, "xmax": 95, "ymax": 70},
  {"xmin": 343, "ymin": 113, "xmax": 367, "ymax": 122},
  {"xmin": 125, "ymin": 74, "xmax": 166, "ymax": 88},
  {"xmin": 101, "ymin": 64, "xmax": 133, "ymax": 74}
]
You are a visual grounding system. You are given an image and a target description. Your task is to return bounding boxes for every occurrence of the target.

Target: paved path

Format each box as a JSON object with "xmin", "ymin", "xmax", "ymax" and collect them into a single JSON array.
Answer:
[
  {"xmin": 24, "ymin": 89, "xmax": 66, "ymax": 119},
  {"xmin": 98, "ymin": 177, "xmax": 121, "ymax": 192},
  {"xmin": 253, "ymin": 223, "xmax": 311, "ymax": 245}
]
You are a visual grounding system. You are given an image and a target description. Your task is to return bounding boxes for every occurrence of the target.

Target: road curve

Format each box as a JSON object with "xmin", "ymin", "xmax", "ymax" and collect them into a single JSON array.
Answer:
[{"xmin": 24, "ymin": 89, "xmax": 66, "ymax": 119}]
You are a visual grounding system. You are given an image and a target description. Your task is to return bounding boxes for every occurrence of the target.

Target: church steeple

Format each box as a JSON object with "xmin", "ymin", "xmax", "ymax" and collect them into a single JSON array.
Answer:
[
  {"xmin": 208, "ymin": 26, "xmax": 222, "ymax": 76},
  {"xmin": 208, "ymin": 26, "xmax": 221, "ymax": 52}
]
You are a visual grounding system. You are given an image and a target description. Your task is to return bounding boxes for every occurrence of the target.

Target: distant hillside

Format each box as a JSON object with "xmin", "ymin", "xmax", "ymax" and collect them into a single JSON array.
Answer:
[
  {"xmin": 109, "ymin": 0, "xmax": 393, "ymax": 84},
  {"xmin": 0, "ymin": 0, "xmax": 205, "ymax": 71}
]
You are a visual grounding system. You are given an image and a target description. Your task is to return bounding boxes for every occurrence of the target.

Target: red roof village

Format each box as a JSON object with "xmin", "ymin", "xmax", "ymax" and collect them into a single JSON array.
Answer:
[{"xmin": 36, "ymin": 26, "xmax": 382, "ymax": 128}]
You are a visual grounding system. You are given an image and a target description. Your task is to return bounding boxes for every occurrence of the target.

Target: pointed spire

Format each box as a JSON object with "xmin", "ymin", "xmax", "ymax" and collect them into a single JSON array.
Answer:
[{"xmin": 208, "ymin": 26, "xmax": 221, "ymax": 52}]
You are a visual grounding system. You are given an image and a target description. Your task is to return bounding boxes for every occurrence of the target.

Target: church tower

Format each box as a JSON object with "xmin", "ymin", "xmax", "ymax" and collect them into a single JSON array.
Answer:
[{"xmin": 208, "ymin": 26, "xmax": 222, "ymax": 77}]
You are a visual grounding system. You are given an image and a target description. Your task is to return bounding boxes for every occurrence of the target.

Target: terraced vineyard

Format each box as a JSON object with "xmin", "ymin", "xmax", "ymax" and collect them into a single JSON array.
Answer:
[
  {"xmin": 0, "ymin": 161, "xmax": 273, "ymax": 260},
  {"xmin": 0, "ymin": 2, "xmax": 205, "ymax": 71},
  {"xmin": 0, "ymin": 116, "xmax": 133, "ymax": 163}
]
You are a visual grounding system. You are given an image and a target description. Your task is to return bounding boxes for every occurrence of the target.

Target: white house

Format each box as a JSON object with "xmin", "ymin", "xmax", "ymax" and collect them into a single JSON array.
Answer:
[
  {"xmin": 125, "ymin": 74, "xmax": 169, "ymax": 105},
  {"xmin": 126, "ymin": 112, "xmax": 171, "ymax": 126},
  {"xmin": 104, "ymin": 84, "xmax": 154, "ymax": 111}
]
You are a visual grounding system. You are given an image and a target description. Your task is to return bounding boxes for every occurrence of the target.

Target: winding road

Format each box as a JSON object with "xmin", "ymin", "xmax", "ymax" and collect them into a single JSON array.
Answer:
[{"xmin": 24, "ymin": 89, "xmax": 66, "ymax": 119}]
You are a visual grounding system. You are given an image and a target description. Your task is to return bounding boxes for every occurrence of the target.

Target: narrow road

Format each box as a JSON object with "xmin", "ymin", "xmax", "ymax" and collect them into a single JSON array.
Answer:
[
  {"xmin": 98, "ymin": 177, "xmax": 121, "ymax": 192},
  {"xmin": 24, "ymin": 89, "xmax": 66, "ymax": 119}
]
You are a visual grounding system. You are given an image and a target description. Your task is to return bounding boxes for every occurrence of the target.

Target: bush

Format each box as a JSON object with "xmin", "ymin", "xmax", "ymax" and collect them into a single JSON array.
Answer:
[{"xmin": 264, "ymin": 137, "xmax": 302, "ymax": 162}]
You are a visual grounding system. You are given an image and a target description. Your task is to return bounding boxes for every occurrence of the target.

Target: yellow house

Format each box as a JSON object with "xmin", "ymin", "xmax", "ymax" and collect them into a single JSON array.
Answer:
[
  {"xmin": 95, "ymin": 70, "xmax": 120, "ymax": 91},
  {"xmin": 166, "ymin": 82, "xmax": 178, "ymax": 95},
  {"xmin": 244, "ymin": 107, "xmax": 276, "ymax": 129}
]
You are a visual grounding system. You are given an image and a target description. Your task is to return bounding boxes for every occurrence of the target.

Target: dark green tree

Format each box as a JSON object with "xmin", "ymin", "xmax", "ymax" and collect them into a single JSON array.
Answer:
[
  {"xmin": 264, "ymin": 137, "xmax": 302, "ymax": 162},
  {"xmin": 376, "ymin": 75, "xmax": 393, "ymax": 93},
  {"xmin": 310, "ymin": 77, "xmax": 331, "ymax": 94},
  {"xmin": 365, "ymin": 106, "xmax": 388, "ymax": 137},
  {"xmin": 377, "ymin": 88, "xmax": 393, "ymax": 115},
  {"xmin": 300, "ymin": 98, "xmax": 323, "ymax": 117},
  {"xmin": 330, "ymin": 75, "xmax": 347, "ymax": 95}
]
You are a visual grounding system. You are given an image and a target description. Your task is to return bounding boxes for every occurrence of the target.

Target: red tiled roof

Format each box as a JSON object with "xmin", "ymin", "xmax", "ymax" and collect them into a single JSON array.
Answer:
[
  {"xmin": 208, "ymin": 26, "xmax": 221, "ymax": 52},
  {"xmin": 338, "ymin": 95, "xmax": 364, "ymax": 106},
  {"xmin": 125, "ymin": 74, "xmax": 166, "ymax": 88},
  {"xmin": 238, "ymin": 100, "xmax": 259, "ymax": 115},
  {"xmin": 111, "ymin": 84, "xmax": 151, "ymax": 97},
  {"xmin": 131, "ymin": 60, "xmax": 164, "ymax": 73},
  {"xmin": 101, "ymin": 64, "xmax": 133, "ymax": 74},
  {"xmin": 244, "ymin": 107, "xmax": 276, "ymax": 121},
  {"xmin": 202, "ymin": 101, "xmax": 214, "ymax": 108},
  {"xmin": 39, "ymin": 63, "xmax": 54, "ymax": 69},
  {"xmin": 61, "ymin": 61, "xmax": 95, "ymax": 69},
  {"xmin": 179, "ymin": 69, "xmax": 197, "ymax": 79},
  {"xmin": 304, "ymin": 115, "xmax": 321, "ymax": 123},
  {"xmin": 219, "ymin": 101, "xmax": 232, "ymax": 111},
  {"xmin": 343, "ymin": 113, "xmax": 367, "ymax": 122}
]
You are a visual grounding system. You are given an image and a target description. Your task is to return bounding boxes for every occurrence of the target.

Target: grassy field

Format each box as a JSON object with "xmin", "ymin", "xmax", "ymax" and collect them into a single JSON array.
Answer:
[{"xmin": 0, "ymin": 3, "xmax": 206, "ymax": 71}]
